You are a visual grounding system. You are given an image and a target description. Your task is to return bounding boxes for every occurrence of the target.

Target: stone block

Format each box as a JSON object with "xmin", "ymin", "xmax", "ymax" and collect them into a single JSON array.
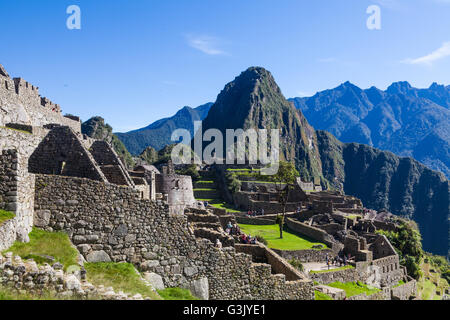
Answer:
[
  {"xmin": 86, "ymin": 250, "xmax": 111, "ymax": 263},
  {"xmin": 143, "ymin": 272, "xmax": 165, "ymax": 290}
]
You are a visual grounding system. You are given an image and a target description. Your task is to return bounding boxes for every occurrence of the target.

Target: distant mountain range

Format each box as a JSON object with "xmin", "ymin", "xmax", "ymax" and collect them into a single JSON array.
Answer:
[
  {"xmin": 115, "ymin": 103, "xmax": 213, "ymax": 155},
  {"xmin": 289, "ymin": 81, "xmax": 450, "ymax": 179}
]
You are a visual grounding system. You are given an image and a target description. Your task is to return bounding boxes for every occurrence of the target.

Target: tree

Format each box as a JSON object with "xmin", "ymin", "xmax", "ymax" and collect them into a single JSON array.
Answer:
[{"xmin": 269, "ymin": 161, "xmax": 299, "ymax": 239}]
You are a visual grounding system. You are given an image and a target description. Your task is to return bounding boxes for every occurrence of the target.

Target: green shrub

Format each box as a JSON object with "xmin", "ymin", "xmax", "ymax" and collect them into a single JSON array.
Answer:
[
  {"xmin": 289, "ymin": 259, "xmax": 304, "ymax": 272},
  {"xmin": 226, "ymin": 172, "xmax": 241, "ymax": 194},
  {"xmin": 177, "ymin": 164, "xmax": 200, "ymax": 181},
  {"xmin": 377, "ymin": 219, "xmax": 424, "ymax": 280},
  {"xmin": 255, "ymin": 235, "xmax": 268, "ymax": 245}
]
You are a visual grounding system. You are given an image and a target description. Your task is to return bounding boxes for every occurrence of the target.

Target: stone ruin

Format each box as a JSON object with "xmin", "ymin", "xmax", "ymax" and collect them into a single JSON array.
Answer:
[
  {"xmin": 0, "ymin": 64, "xmax": 418, "ymax": 300},
  {"xmin": 0, "ymin": 64, "xmax": 314, "ymax": 300},
  {"xmin": 224, "ymin": 165, "xmax": 417, "ymax": 299}
]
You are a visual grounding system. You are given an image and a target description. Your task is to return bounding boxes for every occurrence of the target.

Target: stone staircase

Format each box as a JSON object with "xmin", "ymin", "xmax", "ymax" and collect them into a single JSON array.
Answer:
[
  {"xmin": 193, "ymin": 170, "xmax": 222, "ymax": 202},
  {"xmin": 185, "ymin": 207, "xmax": 235, "ymax": 247}
]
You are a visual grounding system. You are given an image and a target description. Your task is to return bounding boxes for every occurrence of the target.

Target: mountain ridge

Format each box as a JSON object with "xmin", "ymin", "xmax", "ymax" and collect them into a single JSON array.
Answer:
[
  {"xmin": 116, "ymin": 102, "xmax": 213, "ymax": 155},
  {"xmin": 289, "ymin": 81, "xmax": 450, "ymax": 179}
]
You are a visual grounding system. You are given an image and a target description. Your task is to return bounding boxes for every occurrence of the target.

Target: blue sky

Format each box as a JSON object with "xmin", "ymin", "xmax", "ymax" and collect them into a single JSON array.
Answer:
[{"xmin": 0, "ymin": 0, "xmax": 449, "ymax": 132}]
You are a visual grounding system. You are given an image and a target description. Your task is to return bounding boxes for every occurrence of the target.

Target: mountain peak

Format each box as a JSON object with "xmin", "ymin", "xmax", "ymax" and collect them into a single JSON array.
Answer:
[
  {"xmin": 429, "ymin": 82, "xmax": 445, "ymax": 91},
  {"xmin": 386, "ymin": 81, "xmax": 414, "ymax": 95}
]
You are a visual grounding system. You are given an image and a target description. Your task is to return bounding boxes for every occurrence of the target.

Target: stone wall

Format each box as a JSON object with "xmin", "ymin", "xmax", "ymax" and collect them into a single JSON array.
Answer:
[
  {"xmin": 34, "ymin": 174, "xmax": 314, "ymax": 300},
  {"xmin": 273, "ymin": 248, "xmax": 334, "ymax": 263},
  {"xmin": 309, "ymin": 267, "xmax": 360, "ymax": 285},
  {"xmin": 371, "ymin": 255, "xmax": 404, "ymax": 287},
  {"xmin": 347, "ymin": 289, "xmax": 389, "ymax": 300},
  {"xmin": 0, "ymin": 252, "xmax": 151, "ymax": 300},
  {"xmin": 235, "ymin": 244, "xmax": 305, "ymax": 281},
  {"xmin": 0, "ymin": 65, "xmax": 81, "ymax": 133},
  {"xmin": 233, "ymin": 192, "xmax": 301, "ymax": 214},
  {"xmin": 235, "ymin": 216, "xmax": 276, "ymax": 225},
  {"xmin": 155, "ymin": 173, "xmax": 196, "ymax": 215},
  {"xmin": 0, "ymin": 128, "xmax": 43, "ymax": 250},
  {"xmin": 370, "ymin": 234, "xmax": 397, "ymax": 259},
  {"xmin": 0, "ymin": 149, "xmax": 35, "ymax": 249},
  {"xmin": 28, "ymin": 126, "xmax": 107, "ymax": 182},
  {"xmin": 285, "ymin": 218, "xmax": 335, "ymax": 248},
  {"xmin": 90, "ymin": 140, "xmax": 134, "ymax": 187},
  {"xmin": 391, "ymin": 280, "xmax": 417, "ymax": 300}
]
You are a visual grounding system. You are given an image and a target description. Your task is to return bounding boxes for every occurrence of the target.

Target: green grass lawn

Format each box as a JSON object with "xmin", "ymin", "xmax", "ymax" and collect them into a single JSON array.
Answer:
[
  {"xmin": 327, "ymin": 281, "xmax": 380, "ymax": 297},
  {"xmin": 157, "ymin": 288, "xmax": 199, "ymax": 300},
  {"xmin": 0, "ymin": 209, "xmax": 15, "ymax": 226},
  {"xmin": 393, "ymin": 280, "xmax": 405, "ymax": 288},
  {"xmin": 310, "ymin": 265, "xmax": 354, "ymax": 274},
  {"xmin": 85, "ymin": 262, "xmax": 198, "ymax": 300},
  {"xmin": 3, "ymin": 228, "xmax": 79, "ymax": 271},
  {"xmin": 0, "ymin": 126, "xmax": 31, "ymax": 135},
  {"xmin": 238, "ymin": 224, "xmax": 328, "ymax": 251},
  {"xmin": 85, "ymin": 262, "xmax": 162, "ymax": 300},
  {"xmin": 314, "ymin": 290, "xmax": 333, "ymax": 300},
  {"xmin": 346, "ymin": 215, "xmax": 362, "ymax": 220},
  {"xmin": 196, "ymin": 198, "xmax": 242, "ymax": 213},
  {"xmin": 418, "ymin": 279, "xmax": 436, "ymax": 300}
]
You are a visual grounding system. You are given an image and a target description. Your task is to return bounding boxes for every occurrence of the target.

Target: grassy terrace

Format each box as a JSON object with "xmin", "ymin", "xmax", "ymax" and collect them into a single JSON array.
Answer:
[
  {"xmin": 238, "ymin": 224, "xmax": 328, "ymax": 251},
  {"xmin": 393, "ymin": 280, "xmax": 405, "ymax": 288},
  {"xmin": 0, "ymin": 210, "xmax": 15, "ymax": 226},
  {"xmin": 196, "ymin": 198, "xmax": 242, "ymax": 213},
  {"xmin": 3, "ymin": 228, "xmax": 78, "ymax": 271},
  {"xmin": 418, "ymin": 259, "xmax": 448, "ymax": 300},
  {"xmin": 310, "ymin": 265, "xmax": 354, "ymax": 274},
  {"xmin": 314, "ymin": 290, "xmax": 333, "ymax": 300},
  {"xmin": 86, "ymin": 262, "xmax": 199, "ymax": 300},
  {"xmin": 2, "ymin": 228, "xmax": 198, "ymax": 300},
  {"xmin": 85, "ymin": 262, "xmax": 163, "ymax": 300},
  {"xmin": 327, "ymin": 281, "xmax": 380, "ymax": 297},
  {"xmin": 0, "ymin": 126, "xmax": 31, "ymax": 135}
]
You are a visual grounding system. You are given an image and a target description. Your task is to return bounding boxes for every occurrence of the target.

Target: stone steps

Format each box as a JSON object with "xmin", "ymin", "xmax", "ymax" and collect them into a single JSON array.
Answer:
[
  {"xmin": 194, "ymin": 189, "xmax": 220, "ymax": 199},
  {"xmin": 192, "ymin": 222, "xmax": 222, "ymax": 230},
  {"xmin": 193, "ymin": 227, "xmax": 234, "ymax": 247},
  {"xmin": 194, "ymin": 181, "xmax": 215, "ymax": 189},
  {"xmin": 186, "ymin": 212, "xmax": 220, "ymax": 224}
]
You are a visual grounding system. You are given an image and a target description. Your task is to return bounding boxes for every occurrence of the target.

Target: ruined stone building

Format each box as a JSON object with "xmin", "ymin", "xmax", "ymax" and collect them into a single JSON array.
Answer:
[{"xmin": 0, "ymin": 64, "xmax": 314, "ymax": 300}]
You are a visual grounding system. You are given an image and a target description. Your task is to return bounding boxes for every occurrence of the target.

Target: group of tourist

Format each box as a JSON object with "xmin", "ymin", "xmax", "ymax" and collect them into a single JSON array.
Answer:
[
  {"xmin": 247, "ymin": 208, "xmax": 264, "ymax": 217},
  {"xmin": 239, "ymin": 233, "xmax": 257, "ymax": 245},
  {"xmin": 225, "ymin": 221, "xmax": 241, "ymax": 236},
  {"xmin": 325, "ymin": 252, "xmax": 354, "ymax": 269}
]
